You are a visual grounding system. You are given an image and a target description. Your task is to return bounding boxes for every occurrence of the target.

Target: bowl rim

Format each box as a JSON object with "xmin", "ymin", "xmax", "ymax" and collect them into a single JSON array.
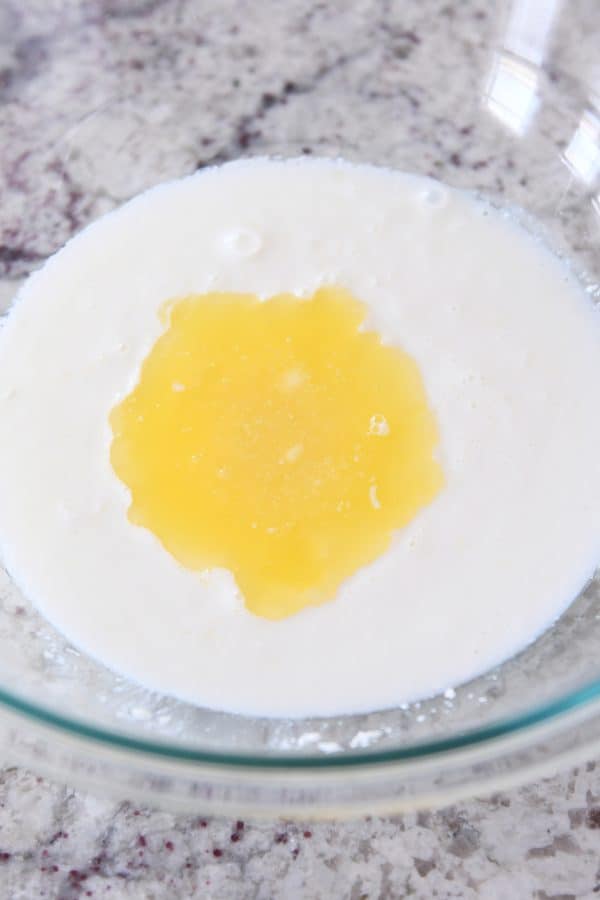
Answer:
[{"xmin": 1, "ymin": 674, "xmax": 600, "ymax": 769}]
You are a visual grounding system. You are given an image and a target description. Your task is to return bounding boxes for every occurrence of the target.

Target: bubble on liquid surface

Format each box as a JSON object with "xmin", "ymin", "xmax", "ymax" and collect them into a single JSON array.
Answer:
[
  {"xmin": 369, "ymin": 484, "xmax": 381, "ymax": 509},
  {"xmin": 221, "ymin": 227, "xmax": 263, "ymax": 257},
  {"xmin": 368, "ymin": 413, "xmax": 390, "ymax": 436},
  {"xmin": 418, "ymin": 185, "xmax": 448, "ymax": 210}
]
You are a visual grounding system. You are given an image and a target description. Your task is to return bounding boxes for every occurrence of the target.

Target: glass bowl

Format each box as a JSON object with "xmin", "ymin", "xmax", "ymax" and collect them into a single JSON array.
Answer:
[{"xmin": 1, "ymin": 0, "xmax": 600, "ymax": 818}]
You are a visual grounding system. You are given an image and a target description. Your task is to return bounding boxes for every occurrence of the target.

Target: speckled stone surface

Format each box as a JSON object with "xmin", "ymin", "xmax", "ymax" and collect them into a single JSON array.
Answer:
[
  {"xmin": 1, "ymin": 0, "xmax": 600, "ymax": 897},
  {"xmin": 1, "ymin": 764, "xmax": 600, "ymax": 898}
]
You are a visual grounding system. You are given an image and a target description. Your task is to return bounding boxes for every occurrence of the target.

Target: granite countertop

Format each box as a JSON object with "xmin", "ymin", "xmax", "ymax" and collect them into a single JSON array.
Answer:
[
  {"xmin": 1, "ymin": 0, "xmax": 600, "ymax": 897},
  {"xmin": 1, "ymin": 763, "xmax": 600, "ymax": 898}
]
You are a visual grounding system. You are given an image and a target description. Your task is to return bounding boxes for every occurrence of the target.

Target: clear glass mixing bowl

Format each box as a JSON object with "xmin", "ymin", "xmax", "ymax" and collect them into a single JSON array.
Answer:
[{"xmin": 1, "ymin": 0, "xmax": 600, "ymax": 818}]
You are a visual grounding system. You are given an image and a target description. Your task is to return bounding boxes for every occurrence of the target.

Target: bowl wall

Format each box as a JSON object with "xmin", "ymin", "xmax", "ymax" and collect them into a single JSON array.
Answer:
[{"xmin": 1, "ymin": 0, "xmax": 600, "ymax": 815}]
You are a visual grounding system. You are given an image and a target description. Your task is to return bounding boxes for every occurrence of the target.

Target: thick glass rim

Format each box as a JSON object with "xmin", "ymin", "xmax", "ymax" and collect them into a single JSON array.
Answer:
[{"xmin": 1, "ymin": 674, "xmax": 600, "ymax": 769}]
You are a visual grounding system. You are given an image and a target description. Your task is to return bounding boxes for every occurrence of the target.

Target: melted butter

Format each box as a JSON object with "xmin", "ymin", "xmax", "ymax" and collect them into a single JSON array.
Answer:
[{"xmin": 110, "ymin": 286, "xmax": 443, "ymax": 619}]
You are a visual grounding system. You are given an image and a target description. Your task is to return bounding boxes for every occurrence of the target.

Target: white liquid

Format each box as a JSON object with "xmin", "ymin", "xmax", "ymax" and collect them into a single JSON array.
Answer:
[{"xmin": 1, "ymin": 158, "xmax": 600, "ymax": 718}]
